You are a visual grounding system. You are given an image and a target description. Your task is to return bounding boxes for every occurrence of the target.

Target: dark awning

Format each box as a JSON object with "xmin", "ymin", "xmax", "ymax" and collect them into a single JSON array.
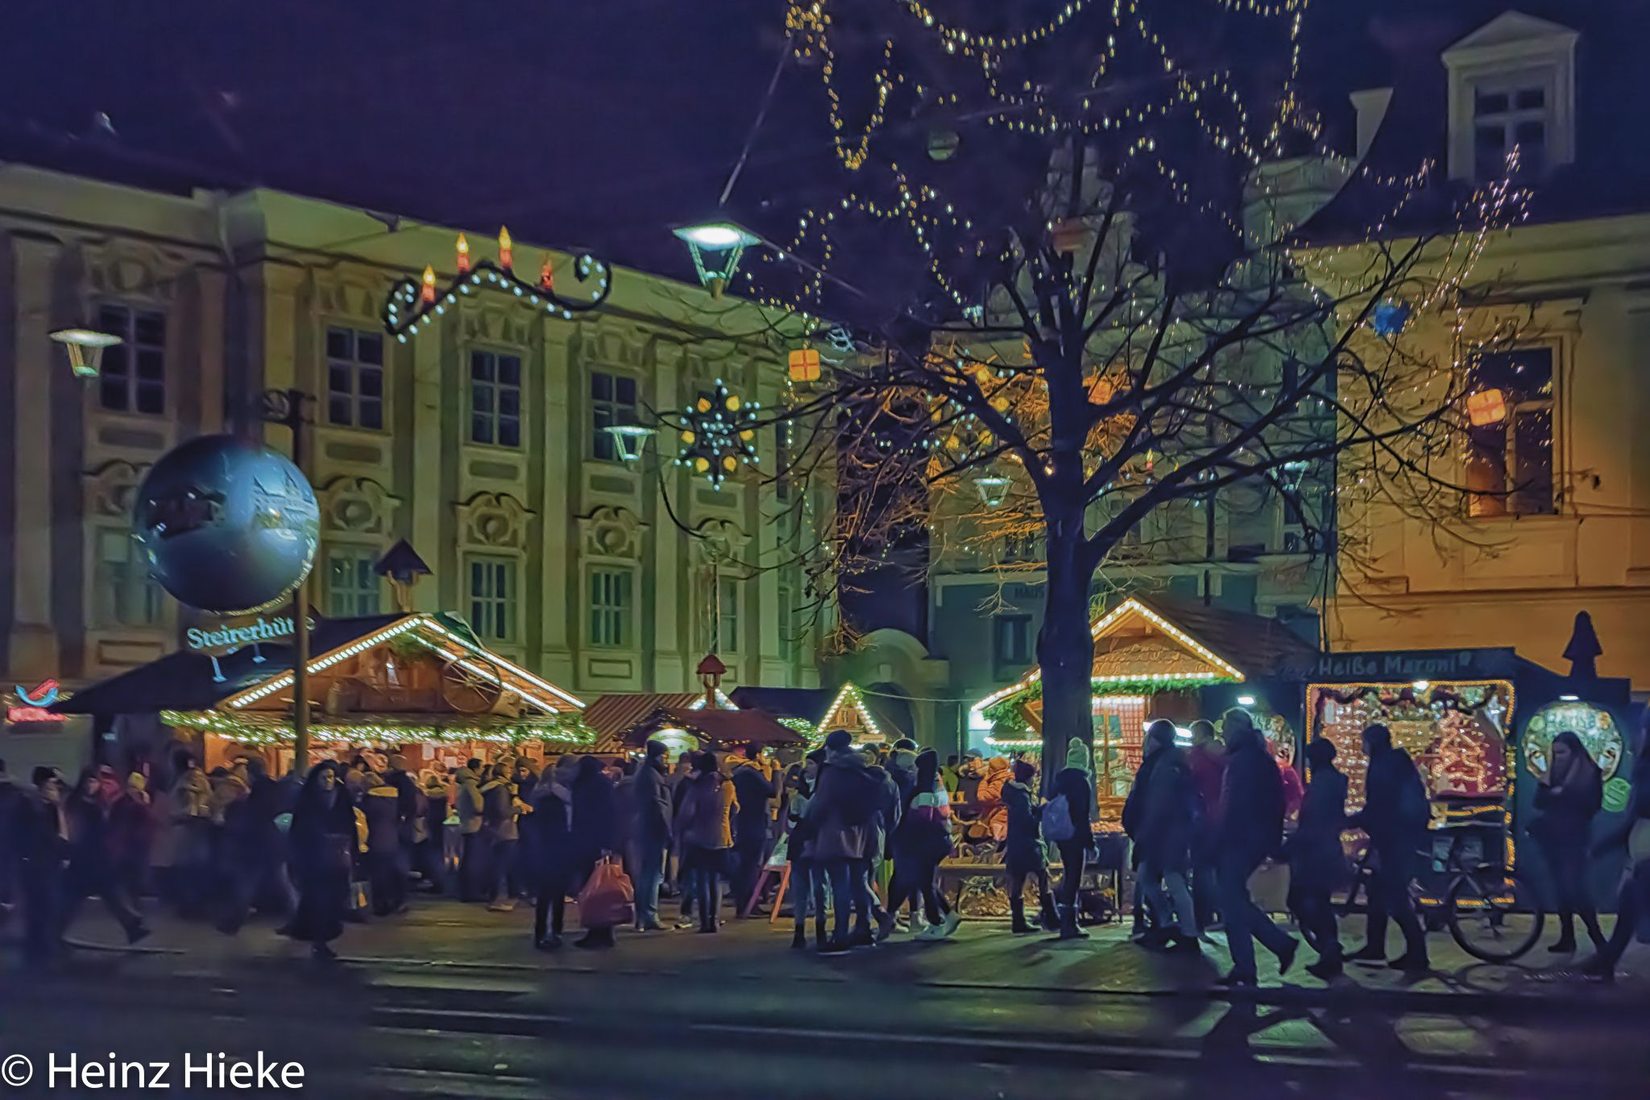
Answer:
[{"xmin": 623, "ymin": 706, "xmax": 806, "ymax": 750}]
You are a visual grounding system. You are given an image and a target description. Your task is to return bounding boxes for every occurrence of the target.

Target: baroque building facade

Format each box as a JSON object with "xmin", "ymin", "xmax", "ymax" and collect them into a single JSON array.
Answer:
[{"xmin": 0, "ymin": 163, "xmax": 820, "ymax": 756}]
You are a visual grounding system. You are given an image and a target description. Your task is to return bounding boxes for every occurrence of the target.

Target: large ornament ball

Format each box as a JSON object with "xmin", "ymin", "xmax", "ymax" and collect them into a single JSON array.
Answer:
[{"xmin": 132, "ymin": 434, "xmax": 320, "ymax": 614}]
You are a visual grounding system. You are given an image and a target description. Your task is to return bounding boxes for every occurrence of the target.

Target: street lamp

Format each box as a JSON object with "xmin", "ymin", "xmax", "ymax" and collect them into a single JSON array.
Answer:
[
  {"xmin": 50, "ymin": 326, "xmax": 122, "ymax": 379},
  {"xmin": 974, "ymin": 475, "xmax": 1011, "ymax": 508},
  {"xmin": 604, "ymin": 423, "xmax": 656, "ymax": 463},
  {"xmin": 673, "ymin": 220, "xmax": 760, "ymax": 298}
]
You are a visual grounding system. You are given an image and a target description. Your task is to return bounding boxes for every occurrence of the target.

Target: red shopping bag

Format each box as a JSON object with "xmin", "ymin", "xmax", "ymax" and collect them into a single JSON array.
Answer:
[{"xmin": 576, "ymin": 855, "xmax": 635, "ymax": 928}]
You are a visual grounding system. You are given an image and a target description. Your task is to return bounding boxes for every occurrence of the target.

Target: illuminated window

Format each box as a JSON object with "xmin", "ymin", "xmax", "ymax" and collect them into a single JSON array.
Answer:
[
  {"xmin": 588, "ymin": 568, "xmax": 633, "ymax": 648},
  {"xmin": 325, "ymin": 328, "xmax": 385, "ymax": 430},
  {"xmin": 95, "ymin": 528, "xmax": 162, "ymax": 627},
  {"xmin": 469, "ymin": 350, "xmax": 522, "ymax": 448},
  {"xmin": 590, "ymin": 371, "xmax": 638, "ymax": 462},
  {"xmin": 1467, "ymin": 348, "xmax": 1554, "ymax": 517},
  {"xmin": 326, "ymin": 546, "xmax": 381, "ymax": 618},
  {"xmin": 96, "ymin": 304, "xmax": 165, "ymax": 415},
  {"xmin": 467, "ymin": 555, "xmax": 516, "ymax": 642}
]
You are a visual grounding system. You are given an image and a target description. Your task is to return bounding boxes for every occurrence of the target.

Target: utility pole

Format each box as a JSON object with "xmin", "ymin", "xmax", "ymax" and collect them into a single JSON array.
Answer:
[{"xmin": 258, "ymin": 388, "xmax": 313, "ymax": 772}]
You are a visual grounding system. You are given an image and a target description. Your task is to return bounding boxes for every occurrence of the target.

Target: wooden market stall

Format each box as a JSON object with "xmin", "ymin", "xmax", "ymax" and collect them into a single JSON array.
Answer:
[
  {"xmin": 973, "ymin": 595, "xmax": 1316, "ymax": 820},
  {"xmin": 730, "ymin": 682, "xmax": 915, "ymax": 748},
  {"xmin": 583, "ymin": 689, "xmax": 735, "ymax": 758},
  {"xmin": 57, "ymin": 612, "xmax": 594, "ymax": 775}
]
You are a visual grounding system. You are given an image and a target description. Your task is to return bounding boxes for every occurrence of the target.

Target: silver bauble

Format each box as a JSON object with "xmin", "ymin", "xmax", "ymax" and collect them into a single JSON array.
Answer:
[{"xmin": 132, "ymin": 434, "xmax": 320, "ymax": 614}]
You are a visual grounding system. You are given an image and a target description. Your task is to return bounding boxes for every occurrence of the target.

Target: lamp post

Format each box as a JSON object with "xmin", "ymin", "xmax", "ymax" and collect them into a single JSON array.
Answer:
[
  {"xmin": 256, "ymin": 388, "xmax": 316, "ymax": 770},
  {"xmin": 50, "ymin": 326, "xmax": 123, "ymax": 379},
  {"xmin": 672, "ymin": 220, "xmax": 761, "ymax": 298}
]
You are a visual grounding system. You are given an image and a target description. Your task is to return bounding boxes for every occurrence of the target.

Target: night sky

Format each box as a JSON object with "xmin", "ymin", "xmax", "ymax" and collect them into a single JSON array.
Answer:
[{"xmin": 0, "ymin": 0, "xmax": 804, "ymax": 278}]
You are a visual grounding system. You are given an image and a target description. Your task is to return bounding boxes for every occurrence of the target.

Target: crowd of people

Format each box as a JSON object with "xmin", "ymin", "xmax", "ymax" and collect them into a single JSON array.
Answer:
[{"xmin": 1, "ymin": 706, "xmax": 1646, "ymax": 984}]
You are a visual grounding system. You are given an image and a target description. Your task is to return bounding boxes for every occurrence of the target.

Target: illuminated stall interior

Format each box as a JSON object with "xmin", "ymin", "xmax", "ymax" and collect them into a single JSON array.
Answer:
[
  {"xmin": 975, "ymin": 596, "xmax": 1315, "ymax": 820},
  {"xmin": 1306, "ymin": 680, "xmax": 1513, "ymax": 812},
  {"xmin": 64, "ymin": 613, "xmax": 593, "ymax": 772},
  {"xmin": 584, "ymin": 689, "xmax": 735, "ymax": 758}
]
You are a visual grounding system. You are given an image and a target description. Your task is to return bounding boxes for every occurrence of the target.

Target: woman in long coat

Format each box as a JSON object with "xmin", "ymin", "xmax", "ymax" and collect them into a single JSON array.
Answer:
[{"xmin": 286, "ymin": 762, "xmax": 356, "ymax": 960}]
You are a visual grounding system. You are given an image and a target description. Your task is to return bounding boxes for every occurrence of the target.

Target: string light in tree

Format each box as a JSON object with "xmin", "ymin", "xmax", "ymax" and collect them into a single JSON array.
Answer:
[{"xmin": 675, "ymin": 380, "xmax": 761, "ymax": 490}]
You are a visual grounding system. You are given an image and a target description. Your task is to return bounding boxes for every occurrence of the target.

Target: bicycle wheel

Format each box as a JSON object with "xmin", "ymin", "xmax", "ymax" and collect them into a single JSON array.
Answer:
[{"xmin": 1445, "ymin": 867, "xmax": 1545, "ymax": 962}]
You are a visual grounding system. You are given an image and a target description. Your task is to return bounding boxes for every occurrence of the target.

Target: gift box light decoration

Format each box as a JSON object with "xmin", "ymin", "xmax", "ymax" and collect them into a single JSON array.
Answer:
[
  {"xmin": 1467, "ymin": 387, "xmax": 1508, "ymax": 427},
  {"xmin": 383, "ymin": 229, "xmax": 612, "ymax": 341},
  {"xmin": 674, "ymin": 379, "xmax": 760, "ymax": 489},
  {"xmin": 788, "ymin": 347, "xmax": 822, "ymax": 384}
]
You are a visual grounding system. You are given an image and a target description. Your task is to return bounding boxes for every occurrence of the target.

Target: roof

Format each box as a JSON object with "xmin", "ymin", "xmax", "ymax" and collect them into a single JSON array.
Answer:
[
  {"xmin": 54, "ymin": 614, "xmax": 404, "ymax": 715},
  {"xmin": 977, "ymin": 595, "xmax": 1319, "ymax": 710},
  {"xmin": 622, "ymin": 707, "xmax": 806, "ymax": 750},
  {"xmin": 728, "ymin": 686, "xmax": 834, "ymax": 725},
  {"xmin": 583, "ymin": 692, "xmax": 724, "ymax": 754},
  {"xmin": 55, "ymin": 612, "xmax": 584, "ymax": 717},
  {"xmin": 1300, "ymin": 2, "xmax": 1650, "ymax": 241}
]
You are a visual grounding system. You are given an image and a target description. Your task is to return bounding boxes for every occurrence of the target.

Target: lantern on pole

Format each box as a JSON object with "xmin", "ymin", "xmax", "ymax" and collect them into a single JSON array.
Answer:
[{"xmin": 673, "ymin": 220, "xmax": 760, "ymax": 298}]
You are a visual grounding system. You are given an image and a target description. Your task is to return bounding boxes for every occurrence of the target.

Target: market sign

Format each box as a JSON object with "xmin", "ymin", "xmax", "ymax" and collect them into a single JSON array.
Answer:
[
  {"xmin": 6, "ymin": 679, "xmax": 67, "ymax": 725},
  {"xmin": 185, "ymin": 613, "xmax": 313, "ymax": 654},
  {"xmin": 1309, "ymin": 648, "xmax": 1518, "ymax": 682}
]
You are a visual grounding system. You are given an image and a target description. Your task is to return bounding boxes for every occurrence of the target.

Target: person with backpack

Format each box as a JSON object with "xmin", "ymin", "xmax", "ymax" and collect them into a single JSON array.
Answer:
[
  {"xmin": 804, "ymin": 729, "xmax": 880, "ymax": 955},
  {"xmin": 1046, "ymin": 739, "xmax": 1095, "ymax": 940},
  {"xmin": 1531, "ymin": 730, "xmax": 1607, "ymax": 954},
  {"xmin": 1213, "ymin": 708, "xmax": 1298, "ymax": 988},
  {"xmin": 1125, "ymin": 720, "xmax": 1199, "ymax": 953},
  {"xmin": 1346, "ymin": 722, "xmax": 1430, "ymax": 972}
]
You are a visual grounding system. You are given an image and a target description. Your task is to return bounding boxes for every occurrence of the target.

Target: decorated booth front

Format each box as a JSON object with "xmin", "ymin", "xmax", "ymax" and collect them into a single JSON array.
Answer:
[{"xmin": 57, "ymin": 611, "xmax": 593, "ymax": 774}]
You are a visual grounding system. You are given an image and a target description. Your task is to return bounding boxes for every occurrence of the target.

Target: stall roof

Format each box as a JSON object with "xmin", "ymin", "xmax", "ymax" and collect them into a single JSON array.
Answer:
[
  {"xmin": 978, "ymin": 595, "xmax": 1319, "ymax": 711},
  {"xmin": 623, "ymin": 706, "xmax": 806, "ymax": 749},
  {"xmin": 55, "ymin": 612, "xmax": 584, "ymax": 717},
  {"xmin": 584, "ymin": 691, "xmax": 731, "ymax": 753},
  {"xmin": 728, "ymin": 686, "xmax": 833, "ymax": 725}
]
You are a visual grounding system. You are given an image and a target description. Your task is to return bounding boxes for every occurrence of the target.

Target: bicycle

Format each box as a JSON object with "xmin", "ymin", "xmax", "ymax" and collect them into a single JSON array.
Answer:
[{"xmin": 1340, "ymin": 828, "xmax": 1546, "ymax": 962}]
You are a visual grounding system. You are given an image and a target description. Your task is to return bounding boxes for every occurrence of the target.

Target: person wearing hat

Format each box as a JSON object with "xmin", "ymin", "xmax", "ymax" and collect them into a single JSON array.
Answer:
[
  {"xmin": 1050, "ymin": 739, "xmax": 1096, "ymax": 940},
  {"xmin": 1288, "ymin": 737, "xmax": 1349, "ymax": 979}
]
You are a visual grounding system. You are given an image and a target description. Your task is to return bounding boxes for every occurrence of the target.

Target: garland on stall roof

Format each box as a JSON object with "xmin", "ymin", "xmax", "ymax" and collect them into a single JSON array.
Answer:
[
  {"xmin": 1307, "ymin": 682, "xmax": 1504, "ymax": 728},
  {"xmin": 979, "ymin": 674, "xmax": 1226, "ymax": 728},
  {"xmin": 160, "ymin": 709, "xmax": 598, "ymax": 748},
  {"xmin": 777, "ymin": 717, "xmax": 823, "ymax": 745}
]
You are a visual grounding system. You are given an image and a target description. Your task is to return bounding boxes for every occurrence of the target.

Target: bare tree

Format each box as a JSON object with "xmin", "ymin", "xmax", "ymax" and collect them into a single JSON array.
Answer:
[{"xmin": 669, "ymin": 2, "xmax": 1532, "ymax": 767}]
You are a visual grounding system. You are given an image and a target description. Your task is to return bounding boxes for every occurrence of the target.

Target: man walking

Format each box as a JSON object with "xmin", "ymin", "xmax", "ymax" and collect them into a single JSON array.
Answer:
[
  {"xmin": 1185, "ymin": 719, "xmax": 1225, "ymax": 931},
  {"xmin": 629, "ymin": 740, "xmax": 673, "ymax": 931},
  {"xmin": 804, "ymin": 729, "xmax": 879, "ymax": 955},
  {"xmin": 1348, "ymin": 723, "xmax": 1430, "ymax": 972},
  {"xmin": 1213, "ymin": 709, "xmax": 1297, "ymax": 988}
]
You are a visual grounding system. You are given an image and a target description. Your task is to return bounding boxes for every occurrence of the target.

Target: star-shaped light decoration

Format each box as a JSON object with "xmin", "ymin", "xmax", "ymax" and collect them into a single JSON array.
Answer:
[{"xmin": 675, "ymin": 379, "xmax": 759, "ymax": 490}]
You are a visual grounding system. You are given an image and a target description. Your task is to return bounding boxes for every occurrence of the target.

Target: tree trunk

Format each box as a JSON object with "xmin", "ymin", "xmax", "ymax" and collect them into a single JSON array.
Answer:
[{"xmin": 1038, "ymin": 517, "xmax": 1094, "ymax": 789}]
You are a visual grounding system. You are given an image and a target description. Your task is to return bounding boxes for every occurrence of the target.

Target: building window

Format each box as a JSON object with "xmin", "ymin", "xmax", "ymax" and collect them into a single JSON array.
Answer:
[
  {"xmin": 1473, "ymin": 77, "xmax": 1549, "ymax": 180},
  {"xmin": 992, "ymin": 614, "xmax": 1032, "ymax": 675},
  {"xmin": 325, "ymin": 545, "xmax": 381, "ymax": 617},
  {"xmin": 325, "ymin": 327, "xmax": 385, "ymax": 430},
  {"xmin": 467, "ymin": 555, "xmax": 517, "ymax": 642},
  {"xmin": 1467, "ymin": 347, "xmax": 1555, "ymax": 518},
  {"xmin": 469, "ymin": 350, "xmax": 522, "ymax": 448},
  {"xmin": 775, "ymin": 424, "xmax": 793, "ymax": 501},
  {"xmin": 96, "ymin": 304, "xmax": 165, "ymax": 414},
  {"xmin": 588, "ymin": 567, "xmax": 633, "ymax": 648},
  {"xmin": 95, "ymin": 529, "xmax": 163, "ymax": 627},
  {"xmin": 590, "ymin": 371, "xmax": 639, "ymax": 462},
  {"xmin": 710, "ymin": 577, "xmax": 740, "ymax": 655}
]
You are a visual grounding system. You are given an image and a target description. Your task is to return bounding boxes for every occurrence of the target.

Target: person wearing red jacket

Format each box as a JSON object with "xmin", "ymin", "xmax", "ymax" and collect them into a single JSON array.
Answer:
[{"xmin": 1185, "ymin": 720, "xmax": 1225, "ymax": 930}]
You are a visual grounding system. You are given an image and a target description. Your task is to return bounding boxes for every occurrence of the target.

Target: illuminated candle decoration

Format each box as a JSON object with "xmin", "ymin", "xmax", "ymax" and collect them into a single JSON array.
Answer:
[
  {"xmin": 455, "ymin": 233, "xmax": 471, "ymax": 274},
  {"xmin": 540, "ymin": 257, "xmax": 555, "ymax": 291},
  {"xmin": 420, "ymin": 266, "xmax": 437, "ymax": 304},
  {"xmin": 498, "ymin": 226, "xmax": 513, "ymax": 271},
  {"xmin": 1467, "ymin": 388, "xmax": 1507, "ymax": 426}
]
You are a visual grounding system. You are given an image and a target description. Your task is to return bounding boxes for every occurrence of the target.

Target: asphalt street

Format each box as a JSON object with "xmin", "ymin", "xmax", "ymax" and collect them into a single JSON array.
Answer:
[{"xmin": 3, "ymin": 902, "xmax": 1647, "ymax": 1099}]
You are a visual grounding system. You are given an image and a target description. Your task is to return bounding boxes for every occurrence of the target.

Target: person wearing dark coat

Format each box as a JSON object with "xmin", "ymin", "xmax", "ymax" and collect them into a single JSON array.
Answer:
[
  {"xmin": 1531, "ymin": 730, "xmax": 1607, "ymax": 954},
  {"xmin": 570, "ymin": 755, "xmax": 619, "ymax": 947},
  {"xmin": 1585, "ymin": 712, "xmax": 1650, "ymax": 982},
  {"xmin": 729, "ymin": 744, "xmax": 777, "ymax": 918},
  {"xmin": 1050, "ymin": 740, "xmax": 1095, "ymax": 940},
  {"xmin": 803, "ymin": 729, "xmax": 881, "ymax": 954},
  {"xmin": 1001, "ymin": 760, "xmax": 1056, "ymax": 934},
  {"xmin": 62, "ymin": 769, "xmax": 148, "ymax": 946},
  {"xmin": 888, "ymin": 749, "xmax": 957, "ymax": 939},
  {"xmin": 1125, "ymin": 721, "xmax": 1199, "ymax": 952},
  {"xmin": 1347, "ymin": 722, "xmax": 1430, "ymax": 971},
  {"xmin": 1213, "ymin": 709, "xmax": 1297, "ymax": 987},
  {"xmin": 106, "ymin": 772, "xmax": 156, "ymax": 916},
  {"xmin": 1288, "ymin": 737, "xmax": 1349, "ymax": 978},
  {"xmin": 628, "ymin": 741, "xmax": 674, "ymax": 931},
  {"xmin": 481, "ymin": 763, "xmax": 520, "ymax": 912},
  {"xmin": 676, "ymin": 751, "xmax": 739, "ymax": 935},
  {"xmin": 217, "ymin": 756, "xmax": 289, "ymax": 933},
  {"xmin": 527, "ymin": 763, "xmax": 575, "ymax": 949},
  {"xmin": 361, "ymin": 772, "xmax": 406, "ymax": 917},
  {"xmin": 286, "ymin": 763, "xmax": 356, "ymax": 959},
  {"xmin": 14, "ymin": 768, "xmax": 70, "ymax": 962}
]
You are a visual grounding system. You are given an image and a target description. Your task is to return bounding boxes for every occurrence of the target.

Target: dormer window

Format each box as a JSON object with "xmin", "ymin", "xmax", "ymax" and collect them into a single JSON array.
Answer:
[
  {"xmin": 1473, "ymin": 76, "xmax": 1550, "ymax": 179},
  {"xmin": 1443, "ymin": 12, "xmax": 1578, "ymax": 183}
]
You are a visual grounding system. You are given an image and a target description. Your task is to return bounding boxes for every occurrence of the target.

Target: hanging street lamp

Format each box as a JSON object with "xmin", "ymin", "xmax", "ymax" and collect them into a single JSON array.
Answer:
[
  {"xmin": 50, "ymin": 326, "xmax": 122, "ymax": 379},
  {"xmin": 604, "ymin": 423, "xmax": 657, "ymax": 463},
  {"xmin": 974, "ymin": 475, "xmax": 1011, "ymax": 508},
  {"xmin": 673, "ymin": 220, "xmax": 761, "ymax": 298}
]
